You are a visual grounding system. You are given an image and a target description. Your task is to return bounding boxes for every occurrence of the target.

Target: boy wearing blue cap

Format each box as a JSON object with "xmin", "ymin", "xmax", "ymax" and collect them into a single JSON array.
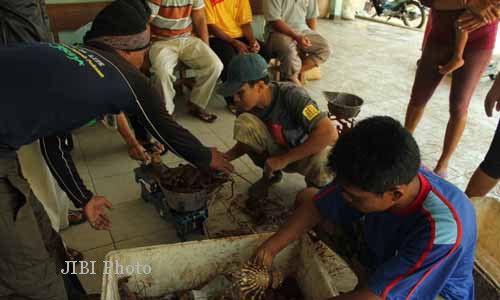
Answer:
[{"xmin": 220, "ymin": 53, "xmax": 338, "ymax": 198}]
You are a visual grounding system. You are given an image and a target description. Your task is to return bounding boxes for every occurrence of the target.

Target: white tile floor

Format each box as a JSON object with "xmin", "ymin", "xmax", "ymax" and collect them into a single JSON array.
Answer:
[{"xmin": 62, "ymin": 18, "xmax": 500, "ymax": 293}]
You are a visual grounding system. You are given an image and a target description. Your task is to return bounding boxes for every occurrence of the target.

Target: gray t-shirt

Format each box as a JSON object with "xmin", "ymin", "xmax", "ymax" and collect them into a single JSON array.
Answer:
[
  {"xmin": 250, "ymin": 81, "xmax": 327, "ymax": 148},
  {"xmin": 264, "ymin": 0, "xmax": 319, "ymax": 35}
]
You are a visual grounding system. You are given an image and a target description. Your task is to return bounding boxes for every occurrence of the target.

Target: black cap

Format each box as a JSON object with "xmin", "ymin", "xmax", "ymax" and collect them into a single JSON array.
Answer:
[{"xmin": 84, "ymin": 0, "xmax": 151, "ymax": 42}]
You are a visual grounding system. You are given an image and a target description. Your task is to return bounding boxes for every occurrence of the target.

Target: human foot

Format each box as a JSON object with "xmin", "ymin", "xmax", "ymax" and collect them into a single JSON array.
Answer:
[
  {"xmin": 247, "ymin": 171, "xmax": 283, "ymax": 200},
  {"xmin": 438, "ymin": 58, "xmax": 465, "ymax": 75},
  {"xmin": 434, "ymin": 164, "xmax": 448, "ymax": 179},
  {"xmin": 188, "ymin": 103, "xmax": 218, "ymax": 123},
  {"xmin": 288, "ymin": 75, "xmax": 302, "ymax": 86},
  {"xmin": 227, "ymin": 103, "xmax": 238, "ymax": 115}
]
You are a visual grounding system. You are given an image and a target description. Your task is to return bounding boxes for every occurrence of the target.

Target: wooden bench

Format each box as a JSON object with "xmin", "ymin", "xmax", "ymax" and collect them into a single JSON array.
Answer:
[{"xmin": 46, "ymin": 2, "xmax": 111, "ymax": 42}]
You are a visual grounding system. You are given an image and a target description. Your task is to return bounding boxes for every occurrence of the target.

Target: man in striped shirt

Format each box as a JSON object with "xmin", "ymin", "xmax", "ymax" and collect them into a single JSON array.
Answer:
[
  {"xmin": 253, "ymin": 116, "xmax": 476, "ymax": 300},
  {"xmin": 148, "ymin": 0, "xmax": 223, "ymax": 122}
]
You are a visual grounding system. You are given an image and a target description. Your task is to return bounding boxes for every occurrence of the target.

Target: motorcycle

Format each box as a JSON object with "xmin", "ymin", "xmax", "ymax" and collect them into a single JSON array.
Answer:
[{"xmin": 360, "ymin": 0, "xmax": 427, "ymax": 28}]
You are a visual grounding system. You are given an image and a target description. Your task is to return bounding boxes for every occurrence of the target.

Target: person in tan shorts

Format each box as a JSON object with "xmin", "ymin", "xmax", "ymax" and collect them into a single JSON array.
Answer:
[
  {"xmin": 219, "ymin": 53, "xmax": 338, "ymax": 197},
  {"xmin": 263, "ymin": 0, "xmax": 332, "ymax": 85}
]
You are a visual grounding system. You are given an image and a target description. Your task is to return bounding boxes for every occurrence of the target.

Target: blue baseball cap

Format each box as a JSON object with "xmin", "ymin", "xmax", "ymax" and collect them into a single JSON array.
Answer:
[{"xmin": 217, "ymin": 53, "xmax": 269, "ymax": 97}]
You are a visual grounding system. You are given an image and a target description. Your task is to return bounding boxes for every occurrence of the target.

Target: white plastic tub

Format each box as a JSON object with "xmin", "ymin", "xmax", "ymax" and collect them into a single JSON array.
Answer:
[
  {"xmin": 101, "ymin": 233, "xmax": 342, "ymax": 299},
  {"xmin": 471, "ymin": 197, "xmax": 500, "ymax": 298}
]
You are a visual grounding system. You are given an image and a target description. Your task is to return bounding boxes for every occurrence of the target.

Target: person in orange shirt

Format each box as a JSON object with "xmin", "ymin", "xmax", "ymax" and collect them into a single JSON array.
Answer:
[{"xmin": 204, "ymin": 0, "xmax": 262, "ymax": 114}]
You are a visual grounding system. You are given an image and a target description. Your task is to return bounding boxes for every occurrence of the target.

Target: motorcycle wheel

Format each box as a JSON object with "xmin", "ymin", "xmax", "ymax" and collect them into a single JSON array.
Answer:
[{"xmin": 402, "ymin": 1, "xmax": 426, "ymax": 28}]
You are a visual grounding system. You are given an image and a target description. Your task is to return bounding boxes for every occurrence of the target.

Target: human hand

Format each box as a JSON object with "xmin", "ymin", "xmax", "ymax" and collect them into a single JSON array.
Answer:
[
  {"xmin": 232, "ymin": 39, "xmax": 249, "ymax": 54},
  {"xmin": 252, "ymin": 243, "xmax": 275, "ymax": 269},
  {"xmin": 249, "ymin": 39, "xmax": 260, "ymax": 53},
  {"xmin": 209, "ymin": 148, "xmax": 234, "ymax": 174},
  {"xmin": 128, "ymin": 141, "xmax": 165, "ymax": 162},
  {"xmin": 84, "ymin": 196, "xmax": 113, "ymax": 230},
  {"xmin": 458, "ymin": 12, "xmax": 488, "ymax": 32},
  {"xmin": 145, "ymin": 140, "xmax": 165, "ymax": 154},
  {"xmin": 485, "ymin": 75, "xmax": 500, "ymax": 117},
  {"xmin": 264, "ymin": 156, "xmax": 289, "ymax": 176},
  {"xmin": 466, "ymin": 0, "xmax": 499, "ymax": 23},
  {"xmin": 295, "ymin": 35, "xmax": 312, "ymax": 49},
  {"xmin": 128, "ymin": 143, "xmax": 150, "ymax": 162}
]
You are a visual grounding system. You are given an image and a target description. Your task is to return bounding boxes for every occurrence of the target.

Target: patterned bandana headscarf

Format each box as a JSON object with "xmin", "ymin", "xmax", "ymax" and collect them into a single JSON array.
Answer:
[
  {"xmin": 87, "ymin": 28, "xmax": 151, "ymax": 51},
  {"xmin": 84, "ymin": 0, "xmax": 151, "ymax": 51}
]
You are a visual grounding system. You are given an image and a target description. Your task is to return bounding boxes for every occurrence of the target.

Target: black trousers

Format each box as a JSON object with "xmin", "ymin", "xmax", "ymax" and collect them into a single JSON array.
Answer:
[
  {"xmin": 480, "ymin": 120, "xmax": 500, "ymax": 179},
  {"xmin": 209, "ymin": 37, "xmax": 264, "ymax": 104}
]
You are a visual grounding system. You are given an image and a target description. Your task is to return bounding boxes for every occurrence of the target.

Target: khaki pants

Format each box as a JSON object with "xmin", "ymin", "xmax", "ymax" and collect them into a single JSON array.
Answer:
[
  {"xmin": 149, "ymin": 36, "xmax": 223, "ymax": 114},
  {"xmin": 266, "ymin": 30, "xmax": 331, "ymax": 78},
  {"xmin": 234, "ymin": 113, "xmax": 333, "ymax": 187},
  {"xmin": 0, "ymin": 153, "xmax": 86, "ymax": 300}
]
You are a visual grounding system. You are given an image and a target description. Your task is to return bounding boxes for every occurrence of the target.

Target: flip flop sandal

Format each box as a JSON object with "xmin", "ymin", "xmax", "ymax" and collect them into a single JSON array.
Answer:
[
  {"xmin": 66, "ymin": 247, "xmax": 84, "ymax": 263},
  {"xmin": 68, "ymin": 209, "xmax": 87, "ymax": 226},
  {"xmin": 189, "ymin": 108, "xmax": 218, "ymax": 123},
  {"xmin": 227, "ymin": 104, "xmax": 238, "ymax": 115}
]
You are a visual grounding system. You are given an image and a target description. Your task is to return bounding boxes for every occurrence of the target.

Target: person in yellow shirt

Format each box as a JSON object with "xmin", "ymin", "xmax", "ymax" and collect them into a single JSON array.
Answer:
[{"xmin": 204, "ymin": 0, "xmax": 262, "ymax": 114}]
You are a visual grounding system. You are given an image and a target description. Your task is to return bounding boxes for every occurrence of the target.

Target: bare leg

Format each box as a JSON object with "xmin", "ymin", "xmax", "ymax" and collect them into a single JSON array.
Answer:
[
  {"xmin": 405, "ymin": 43, "xmax": 448, "ymax": 135},
  {"xmin": 288, "ymin": 73, "xmax": 303, "ymax": 86},
  {"xmin": 438, "ymin": 27, "xmax": 467, "ymax": 75},
  {"xmin": 289, "ymin": 52, "xmax": 319, "ymax": 85},
  {"xmin": 435, "ymin": 48, "xmax": 493, "ymax": 177},
  {"xmin": 225, "ymin": 141, "xmax": 254, "ymax": 161},
  {"xmin": 295, "ymin": 187, "xmax": 319, "ymax": 208},
  {"xmin": 434, "ymin": 112, "xmax": 467, "ymax": 176},
  {"xmin": 297, "ymin": 57, "xmax": 318, "ymax": 84},
  {"xmin": 465, "ymin": 167, "xmax": 499, "ymax": 197},
  {"xmin": 466, "ymin": 120, "xmax": 500, "ymax": 196},
  {"xmin": 300, "ymin": 57, "xmax": 317, "ymax": 73},
  {"xmin": 404, "ymin": 103, "xmax": 426, "ymax": 133}
]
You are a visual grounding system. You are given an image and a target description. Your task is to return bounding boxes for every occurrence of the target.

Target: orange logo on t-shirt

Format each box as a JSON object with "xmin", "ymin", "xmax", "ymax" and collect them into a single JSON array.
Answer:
[{"xmin": 209, "ymin": 0, "xmax": 224, "ymax": 5}]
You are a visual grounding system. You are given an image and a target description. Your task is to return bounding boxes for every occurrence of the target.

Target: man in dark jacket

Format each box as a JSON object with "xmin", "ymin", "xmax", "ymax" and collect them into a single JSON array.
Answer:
[{"xmin": 0, "ymin": 1, "xmax": 233, "ymax": 299}]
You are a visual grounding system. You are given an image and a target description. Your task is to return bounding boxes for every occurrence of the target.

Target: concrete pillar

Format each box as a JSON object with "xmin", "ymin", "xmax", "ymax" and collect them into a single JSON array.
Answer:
[{"xmin": 330, "ymin": 0, "xmax": 344, "ymax": 18}]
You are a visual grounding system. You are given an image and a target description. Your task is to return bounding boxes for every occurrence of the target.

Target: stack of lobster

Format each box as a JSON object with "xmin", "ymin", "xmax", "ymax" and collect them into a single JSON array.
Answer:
[{"xmin": 148, "ymin": 153, "xmax": 230, "ymax": 193}]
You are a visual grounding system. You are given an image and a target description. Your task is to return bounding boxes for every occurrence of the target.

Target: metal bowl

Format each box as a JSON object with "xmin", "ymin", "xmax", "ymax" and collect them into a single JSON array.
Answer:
[
  {"xmin": 160, "ymin": 186, "xmax": 215, "ymax": 212},
  {"xmin": 323, "ymin": 92, "xmax": 364, "ymax": 119}
]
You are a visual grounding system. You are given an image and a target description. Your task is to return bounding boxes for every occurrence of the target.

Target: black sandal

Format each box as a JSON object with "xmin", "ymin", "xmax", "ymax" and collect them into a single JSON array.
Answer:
[
  {"xmin": 227, "ymin": 104, "xmax": 238, "ymax": 115},
  {"xmin": 189, "ymin": 108, "xmax": 218, "ymax": 123},
  {"xmin": 66, "ymin": 247, "xmax": 84, "ymax": 263}
]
